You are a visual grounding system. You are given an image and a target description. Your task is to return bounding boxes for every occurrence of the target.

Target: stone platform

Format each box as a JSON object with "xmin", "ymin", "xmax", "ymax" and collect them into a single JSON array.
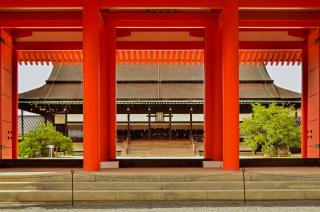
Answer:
[{"xmin": 0, "ymin": 167, "xmax": 320, "ymax": 202}]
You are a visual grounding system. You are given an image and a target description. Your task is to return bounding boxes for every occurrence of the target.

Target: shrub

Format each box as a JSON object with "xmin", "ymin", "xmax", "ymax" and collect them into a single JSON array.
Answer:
[
  {"xmin": 240, "ymin": 104, "xmax": 300, "ymax": 156},
  {"xmin": 18, "ymin": 123, "xmax": 73, "ymax": 158}
]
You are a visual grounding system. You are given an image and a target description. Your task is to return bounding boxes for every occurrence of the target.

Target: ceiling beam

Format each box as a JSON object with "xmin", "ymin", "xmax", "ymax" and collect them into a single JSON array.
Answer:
[
  {"xmin": 16, "ymin": 41, "xmax": 305, "ymax": 51},
  {"xmin": 240, "ymin": 11, "xmax": 320, "ymax": 28},
  {"xmin": 239, "ymin": 41, "xmax": 305, "ymax": 49},
  {"xmin": 0, "ymin": 12, "xmax": 82, "ymax": 28},
  {"xmin": 99, "ymin": 0, "xmax": 223, "ymax": 9},
  {"xmin": 0, "ymin": 0, "xmax": 82, "ymax": 9},
  {"xmin": 239, "ymin": 0, "xmax": 320, "ymax": 9},
  {"xmin": 105, "ymin": 13, "xmax": 216, "ymax": 28},
  {"xmin": 1, "ymin": 0, "xmax": 320, "ymax": 10},
  {"xmin": 117, "ymin": 41, "xmax": 204, "ymax": 50},
  {"xmin": 16, "ymin": 42, "xmax": 82, "ymax": 50}
]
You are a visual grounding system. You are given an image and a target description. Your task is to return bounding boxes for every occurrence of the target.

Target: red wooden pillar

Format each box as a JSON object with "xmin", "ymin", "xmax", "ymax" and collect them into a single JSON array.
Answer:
[
  {"xmin": 12, "ymin": 45, "xmax": 18, "ymax": 159},
  {"xmin": 222, "ymin": 0, "xmax": 240, "ymax": 170},
  {"xmin": 105, "ymin": 21, "xmax": 117, "ymax": 160},
  {"xmin": 99, "ymin": 19, "xmax": 108, "ymax": 161},
  {"xmin": 204, "ymin": 20, "xmax": 215, "ymax": 160},
  {"xmin": 204, "ymin": 20, "xmax": 223, "ymax": 161},
  {"xmin": 0, "ymin": 29, "xmax": 14, "ymax": 159},
  {"xmin": 301, "ymin": 42, "xmax": 308, "ymax": 158},
  {"xmin": 307, "ymin": 29, "xmax": 320, "ymax": 158},
  {"xmin": 83, "ymin": 0, "xmax": 101, "ymax": 171}
]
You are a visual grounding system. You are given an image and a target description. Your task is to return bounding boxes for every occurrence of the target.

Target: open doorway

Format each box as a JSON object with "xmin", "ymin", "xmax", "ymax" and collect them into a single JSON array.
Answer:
[{"xmin": 116, "ymin": 49, "xmax": 205, "ymax": 158}]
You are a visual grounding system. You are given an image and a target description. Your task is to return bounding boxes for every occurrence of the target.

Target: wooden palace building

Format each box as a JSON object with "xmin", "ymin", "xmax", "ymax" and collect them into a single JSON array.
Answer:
[{"xmin": 18, "ymin": 59, "xmax": 301, "ymax": 153}]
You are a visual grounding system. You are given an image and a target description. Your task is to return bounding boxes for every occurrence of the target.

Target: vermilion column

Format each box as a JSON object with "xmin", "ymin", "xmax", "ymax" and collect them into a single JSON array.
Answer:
[
  {"xmin": 301, "ymin": 42, "xmax": 308, "ymax": 158},
  {"xmin": 83, "ymin": 0, "xmax": 101, "ymax": 171},
  {"xmin": 0, "ymin": 29, "xmax": 14, "ymax": 159},
  {"xmin": 99, "ymin": 19, "xmax": 108, "ymax": 161},
  {"xmin": 204, "ymin": 21, "xmax": 215, "ymax": 159},
  {"xmin": 222, "ymin": 0, "xmax": 240, "ymax": 170},
  {"xmin": 306, "ymin": 29, "xmax": 320, "ymax": 158},
  {"xmin": 12, "ymin": 46, "xmax": 18, "ymax": 159},
  {"xmin": 204, "ymin": 20, "xmax": 223, "ymax": 161},
  {"xmin": 105, "ymin": 21, "xmax": 117, "ymax": 160},
  {"xmin": 213, "ymin": 21, "xmax": 223, "ymax": 161}
]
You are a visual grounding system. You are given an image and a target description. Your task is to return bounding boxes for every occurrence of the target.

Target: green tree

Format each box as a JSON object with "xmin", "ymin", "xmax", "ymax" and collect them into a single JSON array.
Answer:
[
  {"xmin": 240, "ymin": 104, "xmax": 300, "ymax": 156},
  {"xmin": 18, "ymin": 123, "xmax": 73, "ymax": 158}
]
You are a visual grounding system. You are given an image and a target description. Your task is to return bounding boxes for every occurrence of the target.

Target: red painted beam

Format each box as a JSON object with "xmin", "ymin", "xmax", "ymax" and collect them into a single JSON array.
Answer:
[
  {"xmin": 99, "ymin": 0, "xmax": 223, "ymax": 9},
  {"xmin": 240, "ymin": 11, "xmax": 320, "ymax": 28},
  {"xmin": 105, "ymin": 13, "xmax": 216, "ymax": 28},
  {"xmin": 1, "ymin": 0, "xmax": 320, "ymax": 10},
  {"xmin": 15, "ymin": 41, "xmax": 305, "ymax": 51},
  {"xmin": 0, "ymin": 0, "xmax": 82, "ymax": 9},
  {"xmin": 117, "ymin": 41, "xmax": 204, "ymax": 50},
  {"xmin": 239, "ymin": 0, "xmax": 320, "ymax": 9},
  {"xmin": 239, "ymin": 41, "xmax": 305, "ymax": 50},
  {"xmin": 116, "ymin": 28, "xmax": 205, "ymax": 37},
  {"xmin": 1, "ymin": 11, "xmax": 319, "ymax": 29},
  {"xmin": 16, "ymin": 42, "xmax": 82, "ymax": 50},
  {"xmin": 0, "ymin": 12, "xmax": 82, "ymax": 28}
]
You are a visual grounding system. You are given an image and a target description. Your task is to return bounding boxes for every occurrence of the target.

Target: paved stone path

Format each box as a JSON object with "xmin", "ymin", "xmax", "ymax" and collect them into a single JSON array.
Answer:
[{"xmin": 1, "ymin": 201, "xmax": 320, "ymax": 212}]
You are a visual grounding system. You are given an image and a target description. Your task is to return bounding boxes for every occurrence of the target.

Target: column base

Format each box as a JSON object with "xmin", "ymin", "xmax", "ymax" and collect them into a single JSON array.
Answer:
[
  {"xmin": 203, "ymin": 161, "xmax": 223, "ymax": 168},
  {"xmin": 100, "ymin": 161, "xmax": 119, "ymax": 169}
]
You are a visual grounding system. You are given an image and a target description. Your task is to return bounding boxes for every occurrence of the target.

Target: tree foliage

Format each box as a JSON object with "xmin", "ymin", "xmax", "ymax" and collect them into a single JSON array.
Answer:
[
  {"xmin": 240, "ymin": 104, "xmax": 300, "ymax": 155},
  {"xmin": 18, "ymin": 123, "xmax": 73, "ymax": 158}
]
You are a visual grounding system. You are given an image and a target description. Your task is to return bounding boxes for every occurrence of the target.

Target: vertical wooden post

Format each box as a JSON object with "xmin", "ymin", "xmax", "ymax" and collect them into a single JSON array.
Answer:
[
  {"xmin": 21, "ymin": 110, "xmax": 24, "ymax": 139},
  {"xmin": 83, "ymin": 0, "xmax": 101, "ymax": 171},
  {"xmin": 306, "ymin": 29, "xmax": 320, "ymax": 158},
  {"xmin": 190, "ymin": 107, "xmax": 193, "ymax": 140},
  {"xmin": 12, "ymin": 45, "xmax": 18, "ymax": 159},
  {"xmin": 127, "ymin": 107, "xmax": 130, "ymax": 141},
  {"xmin": 148, "ymin": 107, "xmax": 151, "ymax": 140},
  {"xmin": 0, "ymin": 29, "xmax": 14, "ymax": 159},
  {"xmin": 99, "ymin": 15, "xmax": 108, "ymax": 162},
  {"xmin": 301, "ymin": 42, "xmax": 308, "ymax": 158},
  {"xmin": 105, "ymin": 20, "xmax": 117, "ymax": 160},
  {"xmin": 222, "ymin": 0, "xmax": 240, "ymax": 170},
  {"xmin": 204, "ymin": 20, "xmax": 215, "ymax": 160},
  {"xmin": 204, "ymin": 19, "xmax": 223, "ymax": 161},
  {"xmin": 169, "ymin": 107, "xmax": 172, "ymax": 140},
  {"xmin": 213, "ymin": 19, "xmax": 223, "ymax": 162}
]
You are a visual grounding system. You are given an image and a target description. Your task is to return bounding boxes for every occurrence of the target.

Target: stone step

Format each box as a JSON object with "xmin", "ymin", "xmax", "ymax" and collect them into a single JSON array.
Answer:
[
  {"xmin": 0, "ymin": 189, "xmax": 320, "ymax": 202},
  {"xmin": 126, "ymin": 153, "xmax": 194, "ymax": 157},
  {"xmin": 2, "ymin": 181, "xmax": 320, "ymax": 191},
  {"xmin": 127, "ymin": 147, "xmax": 194, "ymax": 157},
  {"xmin": 2, "ymin": 173, "xmax": 320, "ymax": 182}
]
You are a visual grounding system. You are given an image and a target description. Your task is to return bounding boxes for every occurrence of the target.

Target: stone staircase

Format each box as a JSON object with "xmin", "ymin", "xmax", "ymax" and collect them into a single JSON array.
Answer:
[
  {"xmin": 0, "ymin": 171, "xmax": 320, "ymax": 202},
  {"xmin": 126, "ymin": 140, "xmax": 195, "ymax": 157}
]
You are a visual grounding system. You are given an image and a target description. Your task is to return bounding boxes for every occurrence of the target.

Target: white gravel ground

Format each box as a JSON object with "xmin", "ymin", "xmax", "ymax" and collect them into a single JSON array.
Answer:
[{"xmin": 1, "ymin": 201, "xmax": 320, "ymax": 212}]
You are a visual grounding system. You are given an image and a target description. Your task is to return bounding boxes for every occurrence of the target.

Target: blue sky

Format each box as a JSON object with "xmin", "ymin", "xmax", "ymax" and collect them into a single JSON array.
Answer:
[{"xmin": 18, "ymin": 63, "xmax": 302, "ymax": 94}]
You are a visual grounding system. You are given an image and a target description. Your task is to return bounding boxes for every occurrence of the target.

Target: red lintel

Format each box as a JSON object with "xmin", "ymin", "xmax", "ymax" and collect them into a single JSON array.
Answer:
[{"xmin": 0, "ymin": 0, "xmax": 320, "ymax": 10}]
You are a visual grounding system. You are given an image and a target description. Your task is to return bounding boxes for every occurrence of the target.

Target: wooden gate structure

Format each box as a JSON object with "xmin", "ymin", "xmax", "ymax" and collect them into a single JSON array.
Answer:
[{"xmin": 0, "ymin": 0, "xmax": 319, "ymax": 171}]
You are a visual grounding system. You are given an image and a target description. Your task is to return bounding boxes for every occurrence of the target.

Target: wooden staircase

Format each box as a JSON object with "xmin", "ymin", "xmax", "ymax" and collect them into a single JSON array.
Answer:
[{"xmin": 126, "ymin": 140, "xmax": 195, "ymax": 157}]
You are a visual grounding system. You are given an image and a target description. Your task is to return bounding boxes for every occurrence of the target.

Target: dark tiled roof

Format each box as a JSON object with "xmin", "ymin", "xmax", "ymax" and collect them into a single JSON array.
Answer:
[
  {"xmin": 19, "ymin": 84, "xmax": 82, "ymax": 100},
  {"xmin": 19, "ymin": 63, "xmax": 300, "ymax": 102},
  {"xmin": 18, "ymin": 115, "xmax": 51, "ymax": 136},
  {"xmin": 43, "ymin": 63, "xmax": 271, "ymax": 82},
  {"xmin": 47, "ymin": 64, "xmax": 82, "ymax": 82}
]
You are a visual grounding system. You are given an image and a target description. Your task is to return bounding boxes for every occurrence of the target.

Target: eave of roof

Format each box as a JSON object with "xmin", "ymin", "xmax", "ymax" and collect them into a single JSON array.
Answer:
[{"xmin": 19, "ymin": 99, "xmax": 301, "ymax": 105}]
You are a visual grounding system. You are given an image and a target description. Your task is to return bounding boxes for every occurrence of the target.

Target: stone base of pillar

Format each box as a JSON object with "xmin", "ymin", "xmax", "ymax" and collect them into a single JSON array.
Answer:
[
  {"xmin": 203, "ymin": 161, "xmax": 223, "ymax": 168},
  {"xmin": 100, "ymin": 161, "xmax": 119, "ymax": 169}
]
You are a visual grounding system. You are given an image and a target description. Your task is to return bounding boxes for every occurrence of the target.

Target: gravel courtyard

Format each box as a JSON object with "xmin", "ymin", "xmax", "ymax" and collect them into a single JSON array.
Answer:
[{"xmin": 1, "ymin": 201, "xmax": 320, "ymax": 212}]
